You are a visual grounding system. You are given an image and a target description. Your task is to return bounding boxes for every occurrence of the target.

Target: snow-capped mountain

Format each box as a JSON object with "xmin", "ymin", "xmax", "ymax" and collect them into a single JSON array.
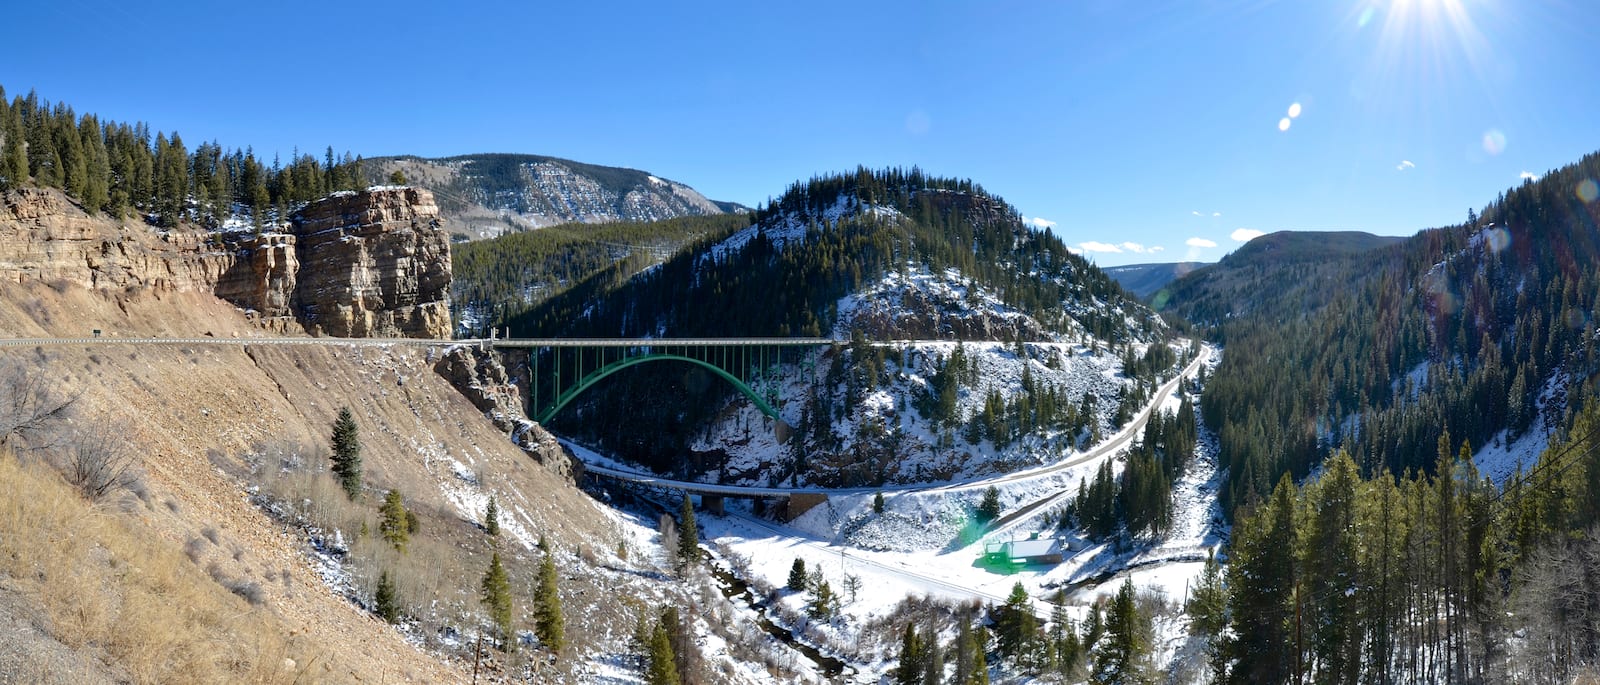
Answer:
[{"xmin": 369, "ymin": 153, "xmax": 745, "ymax": 240}]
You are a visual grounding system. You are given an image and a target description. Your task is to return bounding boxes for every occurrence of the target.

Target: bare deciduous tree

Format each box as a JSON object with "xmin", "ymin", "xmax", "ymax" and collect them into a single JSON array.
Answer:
[
  {"xmin": 0, "ymin": 357, "xmax": 77, "ymax": 450},
  {"xmin": 60, "ymin": 421, "xmax": 137, "ymax": 502}
]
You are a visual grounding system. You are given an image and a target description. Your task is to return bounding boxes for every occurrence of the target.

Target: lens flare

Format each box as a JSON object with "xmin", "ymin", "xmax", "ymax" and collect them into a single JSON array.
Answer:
[
  {"xmin": 1357, "ymin": 6, "xmax": 1376, "ymax": 28},
  {"xmin": 1279, "ymin": 117, "xmax": 1292, "ymax": 132},
  {"xmin": 1578, "ymin": 179, "xmax": 1599, "ymax": 203},
  {"xmin": 1288, "ymin": 102, "xmax": 1303, "ymax": 118},
  {"xmin": 1482, "ymin": 129, "xmax": 1506, "ymax": 155},
  {"xmin": 1482, "ymin": 227, "xmax": 1510, "ymax": 253}
]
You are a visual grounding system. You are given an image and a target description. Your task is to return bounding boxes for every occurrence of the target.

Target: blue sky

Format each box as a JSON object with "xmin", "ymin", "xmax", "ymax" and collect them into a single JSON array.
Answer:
[{"xmin": 4, "ymin": 0, "xmax": 1596, "ymax": 266}]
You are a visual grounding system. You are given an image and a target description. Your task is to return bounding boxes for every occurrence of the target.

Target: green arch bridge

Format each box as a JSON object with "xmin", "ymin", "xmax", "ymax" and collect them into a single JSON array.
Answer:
[{"xmin": 489, "ymin": 338, "xmax": 840, "ymax": 426}]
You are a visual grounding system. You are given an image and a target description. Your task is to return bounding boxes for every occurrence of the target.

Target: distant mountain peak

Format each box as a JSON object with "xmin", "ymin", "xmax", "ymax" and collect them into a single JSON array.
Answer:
[{"xmin": 368, "ymin": 153, "xmax": 746, "ymax": 240}]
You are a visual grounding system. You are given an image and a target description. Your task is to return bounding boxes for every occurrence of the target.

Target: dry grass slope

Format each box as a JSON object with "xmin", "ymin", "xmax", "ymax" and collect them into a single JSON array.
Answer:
[{"xmin": 0, "ymin": 453, "xmax": 311, "ymax": 683}]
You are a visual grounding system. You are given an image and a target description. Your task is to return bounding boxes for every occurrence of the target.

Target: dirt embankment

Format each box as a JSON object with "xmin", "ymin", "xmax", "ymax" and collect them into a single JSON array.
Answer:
[{"xmin": 0, "ymin": 271, "xmax": 613, "ymax": 683}]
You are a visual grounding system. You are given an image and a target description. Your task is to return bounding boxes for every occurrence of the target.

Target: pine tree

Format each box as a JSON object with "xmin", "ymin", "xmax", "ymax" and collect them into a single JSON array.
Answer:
[
  {"xmin": 379, "ymin": 489, "xmax": 410, "ymax": 551},
  {"xmin": 923, "ymin": 629, "xmax": 945, "ymax": 685},
  {"xmin": 647, "ymin": 623, "xmax": 680, "ymax": 685},
  {"xmin": 996, "ymin": 582, "xmax": 1034, "ymax": 662},
  {"xmin": 1093, "ymin": 579, "xmax": 1150, "ymax": 685},
  {"xmin": 874, "ymin": 491, "xmax": 886, "ymax": 514},
  {"xmin": 388, "ymin": 169, "xmax": 407, "ymax": 185},
  {"xmin": 676, "ymin": 493, "xmax": 699, "ymax": 570},
  {"xmin": 480, "ymin": 551, "xmax": 513, "ymax": 650},
  {"xmin": 534, "ymin": 551, "xmax": 565, "ymax": 654},
  {"xmin": 0, "ymin": 105, "xmax": 26, "ymax": 191},
  {"xmin": 1050, "ymin": 589, "xmax": 1082, "ymax": 677},
  {"xmin": 788, "ymin": 558, "xmax": 808, "ymax": 591},
  {"xmin": 977, "ymin": 486, "xmax": 1001, "ymax": 524},
  {"xmin": 967, "ymin": 619, "xmax": 990, "ymax": 685},
  {"xmin": 898, "ymin": 623, "xmax": 925, "ymax": 685},
  {"xmin": 374, "ymin": 569, "xmax": 400, "ymax": 624},
  {"xmin": 329, "ymin": 406, "xmax": 362, "ymax": 499},
  {"xmin": 809, "ymin": 579, "xmax": 837, "ymax": 620},
  {"xmin": 77, "ymin": 115, "xmax": 109, "ymax": 214},
  {"xmin": 484, "ymin": 495, "xmax": 500, "ymax": 537},
  {"xmin": 1186, "ymin": 549, "xmax": 1227, "ymax": 638}
]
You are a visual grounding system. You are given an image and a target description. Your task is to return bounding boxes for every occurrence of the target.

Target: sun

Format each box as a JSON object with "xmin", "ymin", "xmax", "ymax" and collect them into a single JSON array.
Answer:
[{"xmin": 1360, "ymin": 0, "xmax": 1494, "ymax": 96}]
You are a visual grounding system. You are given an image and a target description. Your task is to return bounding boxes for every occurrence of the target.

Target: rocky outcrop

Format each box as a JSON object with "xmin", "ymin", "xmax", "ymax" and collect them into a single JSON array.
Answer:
[
  {"xmin": 0, "ymin": 186, "xmax": 453, "ymax": 339},
  {"xmin": 0, "ymin": 187, "xmax": 237, "ymax": 292},
  {"xmin": 433, "ymin": 346, "xmax": 575, "ymax": 480},
  {"xmin": 213, "ymin": 233, "xmax": 298, "ymax": 320},
  {"xmin": 290, "ymin": 188, "xmax": 452, "ymax": 339}
]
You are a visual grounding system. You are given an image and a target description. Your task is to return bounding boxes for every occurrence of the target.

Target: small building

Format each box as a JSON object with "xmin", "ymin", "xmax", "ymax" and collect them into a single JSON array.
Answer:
[{"xmin": 982, "ymin": 536, "xmax": 1065, "ymax": 565}]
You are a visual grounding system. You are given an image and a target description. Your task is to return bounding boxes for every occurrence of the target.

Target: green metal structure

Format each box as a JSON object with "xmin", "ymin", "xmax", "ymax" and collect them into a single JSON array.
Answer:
[{"xmin": 517, "ymin": 339, "xmax": 836, "ymax": 425}]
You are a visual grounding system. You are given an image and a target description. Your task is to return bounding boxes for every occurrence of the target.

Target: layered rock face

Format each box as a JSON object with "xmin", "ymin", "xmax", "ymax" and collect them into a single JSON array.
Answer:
[
  {"xmin": 0, "ymin": 186, "xmax": 453, "ymax": 339},
  {"xmin": 290, "ymin": 188, "xmax": 452, "ymax": 339},
  {"xmin": 0, "ymin": 187, "xmax": 237, "ymax": 292}
]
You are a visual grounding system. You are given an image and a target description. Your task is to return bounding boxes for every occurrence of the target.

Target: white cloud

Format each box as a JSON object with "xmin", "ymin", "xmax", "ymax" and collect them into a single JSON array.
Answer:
[
  {"xmin": 1230, "ymin": 228, "xmax": 1265, "ymax": 242},
  {"xmin": 1150, "ymin": 245, "xmax": 1166, "ymax": 253},
  {"xmin": 1066, "ymin": 245, "xmax": 1084, "ymax": 255},
  {"xmin": 1212, "ymin": 211, "xmax": 1222, "ymax": 217},
  {"xmin": 1186, "ymin": 237, "xmax": 1218, "ymax": 248},
  {"xmin": 1024, "ymin": 216, "xmax": 1057, "ymax": 229},
  {"xmin": 1520, "ymin": 171, "xmax": 1540, "ymax": 182},
  {"xmin": 1397, "ymin": 160, "xmax": 1415, "ymax": 171},
  {"xmin": 1120, "ymin": 242, "xmax": 1148, "ymax": 253},
  {"xmin": 1191, "ymin": 210, "xmax": 1202, "ymax": 217},
  {"xmin": 1078, "ymin": 241, "xmax": 1123, "ymax": 253}
]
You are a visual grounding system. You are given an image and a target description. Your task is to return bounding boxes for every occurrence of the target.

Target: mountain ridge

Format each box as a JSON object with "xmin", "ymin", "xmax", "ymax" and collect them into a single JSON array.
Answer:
[{"xmin": 367, "ymin": 152, "xmax": 747, "ymax": 240}]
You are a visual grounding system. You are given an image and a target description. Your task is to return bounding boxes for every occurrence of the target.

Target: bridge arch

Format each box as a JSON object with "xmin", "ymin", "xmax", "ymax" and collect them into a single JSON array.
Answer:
[{"xmin": 534, "ymin": 353, "xmax": 781, "ymax": 424}]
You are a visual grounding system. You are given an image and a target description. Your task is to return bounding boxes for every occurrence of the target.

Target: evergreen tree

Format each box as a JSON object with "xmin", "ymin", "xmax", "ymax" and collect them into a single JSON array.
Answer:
[
  {"xmin": 379, "ymin": 489, "xmax": 410, "ymax": 551},
  {"xmin": 484, "ymin": 495, "xmax": 500, "ymax": 536},
  {"xmin": 967, "ymin": 619, "xmax": 990, "ymax": 685},
  {"xmin": 809, "ymin": 579, "xmax": 837, "ymax": 620},
  {"xmin": 374, "ymin": 569, "xmax": 400, "ymax": 624},
  {"xmin": 659, "ymin": 605, "xmax": 696, "ymax": 684},
  {"xmin": 388, "ymin": 169, "xmax": 407, "ymax": 185},
  {"xmin": 0, "ymin": 105, "xmax": 26, "ymax": 191},
  {"xmin": 874, "ymin": 491, "xmax": 886, "ymax": 514},
  {"xmin": 647, "ymin": 623, "xmax": 680, "ymax": 685},
  {"xmin": 923, "ymin": 630, "xmax": 945, "ymax": 685},
  {"xmin": 1224, "ymin": 474, "xmax": 1297, "ymax": 683},
  {"xmin": 534, "ymin": 551, "xmax": 565, "ymax": 654},
  {"xmin": 1050, "ymin": 589, "xmax": 1082, "ymax": 677},
  {"xmin": 977, "ymin": 486, "xmax": 1001, "ymax": 524},
  {"xmin": 77, "ymin": 115, "xmax": 109, "ymax": 213},
  {"xmin": 1093, "ymin": 579, "xmax": 1150, "ymax": 685},
  {"xmin": 995, "ymin": 582, "xmax": 1035, "ymax": 664},
  {"xmin": 676, "ymin": 493, "xmax": 699, "ymax": 570},
  {"xmin": 1185, "ymin": 549, "xmax": 1227, "ymax": 638},
  {"xmin": 788, "ymin": 557, "xmax": 808, "ymax": 591},
  {"xmin": 329, "ymin": 406, "xmax": 362, "ymax": 499},
  {"xmin": 897, "ymin": 623, "xmax": 925, "ymax": 685},
  {"xmin": 480, "ymin": 551, "xmax": 513, "ymax": 650}
]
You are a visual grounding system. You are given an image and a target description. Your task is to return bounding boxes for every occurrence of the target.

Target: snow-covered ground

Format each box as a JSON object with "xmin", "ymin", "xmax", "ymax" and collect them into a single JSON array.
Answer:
[
  {"xmin": 572, "ymin": 345, "xmax": 1225, "ymax": 680},
  {"xmin": 683, "ymin": 267, "xmax": 1177, "ymax": 488},
  {"xmin": 1473, "ymin": 372, "xmax": 1565, "ymax": 485}
]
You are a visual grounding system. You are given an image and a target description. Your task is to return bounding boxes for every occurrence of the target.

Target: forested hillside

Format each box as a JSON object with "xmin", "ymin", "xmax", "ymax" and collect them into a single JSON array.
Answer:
[
  {"xmin": 1156, "ymin": 151, "xmax": 1600, "ymax": 682},
  {"xmin": 509, "ymin": 167, "xmax": 1183, "ymax": 486},
  {"xmin": 451, "ymin": 213, "xmax": 749, "ymax": 335},
  {"xmin": 1160, "ymin": 156, "xmax": 1600, "ymax": 511},
  {"xmin": 0, "ymin": 84, "xmax": 364, "ymax": 229},
  {"xmin": 516, "ymin": 167, "xmax": 1152, "ymax": 341}
]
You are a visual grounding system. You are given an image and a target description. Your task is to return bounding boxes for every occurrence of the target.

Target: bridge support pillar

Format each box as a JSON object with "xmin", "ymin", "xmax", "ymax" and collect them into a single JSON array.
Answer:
[
  {"xmin": 782, "ymin": 493, "xmax": 829, "ymax": 522},
  {"xmin": 700, "ymin": 495, "xmax": 725, "ymax": 515}
]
